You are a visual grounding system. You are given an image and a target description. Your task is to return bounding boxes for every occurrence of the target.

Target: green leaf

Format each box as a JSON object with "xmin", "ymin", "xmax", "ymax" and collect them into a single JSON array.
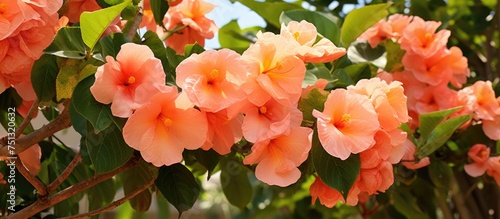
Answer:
[
  {"xmin": 237, "ymin": 0, "xmax": 302, "ymax": 28},
  {"xmin": 417, "ymin": 114, "xmax": 472, "ymax": 159},
  {"xmin": 280, "ymin": 10, "xmax": 340, "ymax": 45},
  {"xmin": 80, "ymin": 0, "xmax": 131, "ymax": 50},
  {"xmin": 44, "ymin": 27, "xmax": 86, "ymax": 59},
  {"xmin": 347, "ymin": 41, "xmax": 386, "ymax": 68},
  {"xmin": 56, "ymin": 64, "xmax": 79, "ymax": 101},
  {"xmin": 150, "ymin": 0, "xmax": 169, "ymax": 28},
  {"xmin": 121, "ymin": 160, "xmax": 154, "ymax": 212},
  {"xmin": 419, "ymin": 107, "xmax": 462, "ymax": 141},
  {"xmin": 156, "ymin": 163, "xmax": 200, "ymax": 216},
  {"xmin": 99, "ymin": 32, "xmax": 129, "ymax": 59},
  {"xmin": 31, "ymin": 54, "xmax": 58, "ymax": 102},
  {"xmin": 383, "ymin": 40, "xmax": 406, "ymax": 72},
  {"xmin": 87, "ymin": 178, "xmax": 116, "ymax": 216},
  {"xmin": 343, "ymin": 62, "xmax": 372, "ymax": 83},
  {"xmin": 218, "ymin": 20, "xmax": 262, "ymax": 53},
  {"xmin": 331, "ymin": 69, "xmax": 354, "ymax": 88},
  {"xmin": 192, "ymin": 149, "xmax": 220, "ymax": 179},
  {"xmin": 184, "ymin": 43, "xmax": 205, "ymax": 57},
  {"xmin": 220, "ymin": 157, "xmax": 252, "ymax": 210},
  {"xmin": 312, "ymin": 131, "xmax": 360, "ymax": 199},
  {"xmin": 428, "ymin": 159, "xmax": 453, "ymax": 191},
  {"xmin": 142, "ymin": 30, "xmax": 169, "ymax": 71},
  {"xmin": 298, "ymin": 88, "xmax": 329, "ymax": 125},
  {"xmin": 82, "ymin": 121, "xmax": 134, "ymax": 174},
  {"xmin": 392, "ymin": 190, "xmax": 430, "ymax": 219},
  {"xmin": 340, "ymin": 3, "xmax": 391, "ymax": 47},
  {"xmin": 71, "ymin": 76, "xmax": 113, "ymax": 133}
]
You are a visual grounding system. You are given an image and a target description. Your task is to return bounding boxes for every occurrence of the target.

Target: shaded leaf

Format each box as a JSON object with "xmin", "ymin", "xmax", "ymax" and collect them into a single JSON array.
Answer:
[
  {"xmin": 428, "ymin": 159, "xmax": 453, "ymax": 191},
  {"xmin": 99, "ymin": 32, "xmax": 129, "ymax": 59},
  {"xmin": 156, "ymin": 163, "xmax": 200, "ymax": 216},
  {"xmin": 192, "ymin": 149, "xmax": 220, "ymax": 179},
  {"xmin": 44, "ymin": 27, "xmax": 86, "ymax": 59},
  {"xmin": 312, "ymin": 131, "xmax": 360, "ymax": 199},
  {"xmin": 218, "ymin": 20, "xmax": 261, "ymax": 53},
  {"xmin": 87, "ymin": 178, "xmax": 116, "ymax": 217},
  {"xmin": 237, "ymin": 0, "xmax": 302, "ymax": 28},
  {"xmin": 298, "ymin": 88, "xmax": 329, "ymax": 124},
  {"xmin": 121, "ymin": 160, "xmax": 154, "ymax": 212},
  {"xmin": 220, "ymin": 157, "xmax": 252, "ymax": 210},
  {"xmin": 383, "ymin": 40, "xmax": 406, "ymax": 72},
  {"xmin": 150, "ymin": 0, "xmax": 169, "ymax": 28},
  {"xmin": 31, "ymin": 54, "xmax": 58, "ymax": 102}
]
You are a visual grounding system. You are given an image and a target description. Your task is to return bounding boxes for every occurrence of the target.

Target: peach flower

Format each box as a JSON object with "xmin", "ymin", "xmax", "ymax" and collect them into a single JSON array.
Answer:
[
  {"xmin": 139, "ymin": 0, "xmax": 157, "ymax": 31},
  {"xmin": 176, "ymin": 49, "xmax": 247, "ymax": 112},
  {"xmin": 280, "ymin": 20, "xmax": 346, "ymax": 63},
  {"xmin": 464, "ymin": 144, "xmax": 490, "ymax": 177},
  {"xmin": 486, "ymin": 157, "xmax": 500, "ymax": 185},
  {"xmin": 310, "ymin": 176, "xmax": 361, "ymax": 207},
  {"xmin": 241, "ymin": 33, "xmax": 306, "ymax": 106},
  {"xmin": 164, "ymin": 0, "xmax": 217, "ymax": 54},
  {"xmin": 90, "ymin": 43, "xmax": 166, "ymax": 118},
  {"xmin": 357, "ymin": 161, "xmax": 394, "ymax": 194},
  {"xmin": 241, "ymin": 98, "xmax": 302, "ymax": 143},
  {"xmin": 243, "ymin": 127, "xmax": 312, "ymax": 187},
  {"xmin": 313, "ymin": 89, "xmax": 380, "ymax": 160},
  {"xmin": 359, "ymin": 131, "xmax": 393, "ymax": 169},
  {"xmin": 347, "ymin": 78, "xmax": 409, "ymax": 131},
  {"xmin": 402, "ymin": 51, "xmax": 452, "ymax": 86},
  {"xmin": 399, "ymin": 17, "xmax": 450, "ymax": 58},
  {"xmin": 18, "ymin": 143, "xmax": 42, "ymax": 175},
  {"xmin": 63, "ymin": 0, "xmax": 101, "ymax": 23},
  {"xmin": 467, "ymin": 81, "xmax": 499, "ymax": 121},
  {"xmin": 123, "ymin": 88, "xmax": 208, "ymax": 166},
  {"xmin": 201, "ymin": 109, "xmax": 243, "ymax": 155}
]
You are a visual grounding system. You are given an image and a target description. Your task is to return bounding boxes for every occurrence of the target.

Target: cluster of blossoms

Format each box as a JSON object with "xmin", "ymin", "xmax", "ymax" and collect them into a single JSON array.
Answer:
[
  {"xmin": 140, "ymin": 0, "xmax": 217, "ymax": 54},
  {"xmin": 90, "ymin": 19, "xmax": 351, "ymax": 187},
  {"xmin": 464, "ymin": 144, "xmax": 500, "ymax": 185},
  {"xmin": 0, "ymin": 0, "xmax": 64, "ymax": 100},
  {"xmin": 359, "ymin": 14, "xmax": 500, "ymax": 186},
  {"xmin": 309, "ymin": 77, "xmax": 411, "ymax": 206}
]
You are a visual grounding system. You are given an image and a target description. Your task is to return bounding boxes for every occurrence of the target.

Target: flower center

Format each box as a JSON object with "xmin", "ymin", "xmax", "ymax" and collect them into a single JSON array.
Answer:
[
  {"xmin": 163, "ymin": 118, "xmax": 173, "ymax": 127},
  {"xmin": 0, "ymin": 3, "xmax": 6, "ymax": 14},
  {"xmin": 262, "ymin": 61, "xmax": 282, "ymax": 75},
  {"xmin": 125, "ymin": 76, "xmax": 136, "ymax": 86},
  {"xmin": 259, "ymin": 106, "xmax": 267, "ymax": 114},
  {"xmin": 422, "ymin": 33, "xmax": 433, "ymax": 48},
  {"xmin": 335, "ymin": 113, "xmax": 351, "ymax": 128},
  {"xmin": 480, "ymin": 150, "xmax": 488, "ymax": 158},
  {"xmin": 293, "ymin": 32, "xmax": 300, "ymax": 41},
  {"xmin": 208, "ymin": 69, "xmax": 219, "ymax": 85}
]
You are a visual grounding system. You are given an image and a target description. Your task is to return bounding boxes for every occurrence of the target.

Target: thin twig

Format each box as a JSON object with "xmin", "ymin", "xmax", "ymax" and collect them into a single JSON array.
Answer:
[
  {"xmin": 125, "ymin": 8, "xmax": 143, "ymax": 40},
  {"xmin": 8, "ymin": 156, "xmax": 141, "ymax": 219},
  {"xmin": 14, "ymin": 158, "xmax": 47, "ymax": 197},
  {"xmin": 60, "ymin": 178, "xmax": 154, "ymax": 219},
  {"xmin": 15, "ymin": 99, "xmax": 39, "ymax": 138},
  {"xmin": 0, "ymin": 100, "xmax": 72, "ymax": 157},
  {"xmin": 46, "ymin": 152, "xmax": 82, "ymax": 194}
]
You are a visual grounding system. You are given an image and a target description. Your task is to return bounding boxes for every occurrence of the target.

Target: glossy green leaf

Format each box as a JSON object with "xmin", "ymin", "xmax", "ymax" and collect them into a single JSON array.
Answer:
[
  {"xmin": 347, "ymin": 41, "xmax": 386, "ymax": 68},
  {"xmin": 141, "ymin": 30, "xmax": 168, "ymax": 71},
  {"xmin": 331, "ymin": 69, "xmax": 354, "ymax": 88},
  {"xmin": 184, "ymin": 43, "xmax": 205, "ymax": 57},
  {"xmin": 280, "ymin": 10, "xmax": 340, "ymax": 44},
  {"xmin": 343, "ymin": 62, "xmax": 372, "ymax": 83},
  {"xmin": 220, "ymin": 157, "xmax": 252, "ymax": 210},
  {"xmin": 82, "ymin": 122, "xmax": 134, "ymax": 174},
  {"xmin": 237, "ymin": 0, "xmax": 302, "ymax": 28},
  {"xmin": 312, "ymin": 131, "xmax": 360, "ymax": 199},
  {"xmin": 150, "ymin": 0, "xmax": 169, "ymax": 28},
  {"xmin": 87, "ymin": 178, "xmax": 116, "ymax": 216},
  {"xmin": 121, "ymin": 160, "xmax": 154, "ymax": 212},
  {"xmin": 383, "ymin": 40, "xmax": 406, "ymax": 72},
  {"xmin": 71, "ymin": 76, "xmax": 113, "ymax": 133},
  {"xmin": 303, "ymin": 65, "xmax": 333, "ymax": 87},
  {"xmin": 419, "ymin": 107, "xmax": 462, "ymax": 141},
  {"xmin": 99, "ymin": 32, "xmax": 129, "ymax": 59},
  {"xmin": 341, "ymin": 3, "xmax": 390, "ymax": 47},
  {"xmin": 155, "ymin": 163, "xmax": 200, "ymax": 216},
  {"xmin": 31, "ymin": 54, "xmax": 58, "ymax": 102},
  {"xmin": 218, "ymin": 20, "xmax": 262, "ymax": 53},
  {"xmin": 44, "ymin": 27, "xmax": 86, "ymax": 59},
  {"xmin": 417, "ymin": 114, "xmax": 472, "ymax": 159},
  {"xmin": 80, "ymin": 0, "xmax": 131, "ymax": 50},
  {"xmin": 298, "ymin": 88, "xmax": 329, "ymax": 125}
]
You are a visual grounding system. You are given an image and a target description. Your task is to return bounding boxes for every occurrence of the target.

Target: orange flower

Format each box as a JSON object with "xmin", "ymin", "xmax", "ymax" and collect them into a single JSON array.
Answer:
[
  {"xmin": 313, "ymin": 89, "xmax": 379, "ymax": 160},
  {"xmin": 243, "ymin": 127, "xmax": 312, "ymax": 187},
  {"xmin": 486, "ymin": 157, "xmax": 500, "ymax": 186},
  {"xmin": 400, "ymin": 139, "xmax": 430, "ymax": 169},
  {"xmin": 310, "ymin": 176, "xmax": 360, "ymax": 207},
  {"xmin": 357, "ymin": 161, "xmax": 394, "ymax": 194},
  {"xmin": 280, "ymin": 20, "xmax": 346, "ymax": 63},
  {"xmin": 164, "ymin": 0, "xmax": 217, "ymax": 54},
  {"xmin": 90, "ymin": 43, "xmax": 166, "ymax": 118},
  {"xmin": 464, "ymin": 144, "xmax": 490, "ymax": 177},
  {"xmin": 63, "ymin": 0, "xmax": 101, "ymax": 23},
  {"xmin": 241, "ymin": 33, "xmax": 306, "ymax": 106},
  {"xmin": 123, "ymin": 88, "xmax": 208, "ymax": 166},
  {"xmin": 201, "ymin": 109, "xmax": 243, "ymax": 155},
  {"xmin": 399, "ymin": 17, "xmax": 450, "ymax": 58},
  {"xmin": 176, "ymin": 49, "xmax": 247, "ymax": 112}
]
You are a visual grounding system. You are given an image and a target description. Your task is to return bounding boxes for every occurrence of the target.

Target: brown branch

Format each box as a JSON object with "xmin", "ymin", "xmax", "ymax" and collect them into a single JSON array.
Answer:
[
  {"xmin": 0, "ymin": 100, "xmax": 72, "ymax": 157},
  {"xmin": 434, "ymin": 189, "xmax": 453, "ymax": 219},
  {"xmin": 46, "ymin": 152, "xmax": 82, "ymax": 194},
  {"xmin": 15, "ymin": 99, "xmax": 39, "ymax": 138},
  {"xmin": 8, "ymin": 157, "xmax": 141, "ymax": 219},
  {"xmin": 15, "ymin": 158, "xmax": 48, "ymax": 197},
  {"xmin": 60, "ymin": 177, "xmax": 154, "ymax": 219},
  {"xmin": 125, "ymin": 8, "xmax": 143, "ymax": 40}
]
